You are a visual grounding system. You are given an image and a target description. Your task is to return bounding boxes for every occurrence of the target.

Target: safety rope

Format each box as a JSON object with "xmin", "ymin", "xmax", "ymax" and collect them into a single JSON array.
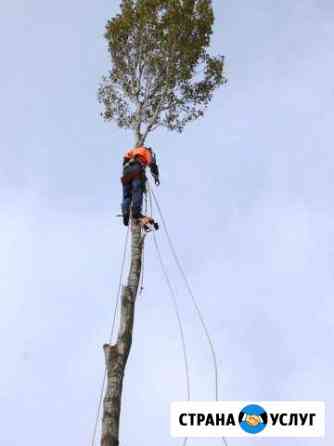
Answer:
[
  {"xmin": 149, "ymin": 186, "xmax": 229, "ymax": 446},
  {"xmin": 148, "ymin": 189, "xmax": 189, "ymax": 446},
  {"xmin": 139, "ymin": 241, "xmax": 145, "ymax": 294},
  {"xmin": 91, "ymin": 184, "xmax": 229, "ymax": 446},
  {"xmin": 152, "ymin": 235, "xmax": 190, "ymax": 446},
  {"xmin": 139, "ymin": 191, "xmax": 149, "ymax": 295},
  {"xmin": 148, "ymin": 192, "xmax": 191, "ymax": 402},
  {"xmin": 90, "ymin": 226, "xmax": 130, "ymax": 446}
]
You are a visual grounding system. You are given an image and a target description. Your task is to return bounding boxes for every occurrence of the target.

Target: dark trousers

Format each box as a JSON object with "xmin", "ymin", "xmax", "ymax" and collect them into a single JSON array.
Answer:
[{"xmin": 122, "ymin": 176, "xmax": 145, "ymax": 219}]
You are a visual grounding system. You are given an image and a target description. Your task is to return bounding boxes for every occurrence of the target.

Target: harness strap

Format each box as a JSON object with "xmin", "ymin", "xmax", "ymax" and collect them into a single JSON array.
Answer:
[{"xmin": 121, "ymin": 160, "xmax": 145, "ymax": 185}]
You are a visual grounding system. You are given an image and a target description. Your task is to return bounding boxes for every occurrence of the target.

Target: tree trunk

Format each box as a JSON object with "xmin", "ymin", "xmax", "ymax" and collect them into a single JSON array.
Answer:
[{"xmin": 101, "ymin": 223, "xmax": 143, "ymax": 446}]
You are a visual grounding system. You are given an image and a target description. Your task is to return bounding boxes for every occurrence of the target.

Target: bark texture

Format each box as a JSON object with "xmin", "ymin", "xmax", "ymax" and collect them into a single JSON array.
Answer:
[{"xmin": 101, "ymin": 223, "xmax": 143, "ymax": 446}]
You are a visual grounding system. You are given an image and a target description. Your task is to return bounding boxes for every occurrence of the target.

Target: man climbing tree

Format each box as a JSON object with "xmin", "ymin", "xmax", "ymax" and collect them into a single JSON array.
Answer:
[
  {"xmin": 121, "ymin": 145, "xmax": 160, "ymax": 226},
  {"xmin": 97, "ymin": 1, "xmax": 226, "ymax": 445}
]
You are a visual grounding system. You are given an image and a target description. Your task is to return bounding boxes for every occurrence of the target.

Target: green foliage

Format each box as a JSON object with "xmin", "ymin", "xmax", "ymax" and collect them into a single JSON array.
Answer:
[{"xmin": 98, "ymin": 0, "xmax": 226, "ymax": 144}]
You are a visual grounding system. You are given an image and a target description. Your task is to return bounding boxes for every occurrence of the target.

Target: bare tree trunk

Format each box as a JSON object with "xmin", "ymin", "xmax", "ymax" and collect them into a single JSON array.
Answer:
[{"xmin": 101, "ymin": 223, "xmax": 143, "ymax": 446}]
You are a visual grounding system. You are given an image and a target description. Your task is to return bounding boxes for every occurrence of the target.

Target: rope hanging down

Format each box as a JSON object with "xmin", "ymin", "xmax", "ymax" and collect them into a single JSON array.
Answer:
[
  {"xmin": 139, "ymin": 189, "xmax": 149, "ymax": 294},
  {"xmin": 90, "ymin": 226, "xmax": 130, "ymax": 446},
  {"xmin": 148, "ymin": 189, "xmax": 190, "ymax": 446},
  {"xmin": 152, "ymin": 234, "xmax": 190, "ymax": 446},
  {"xmin": 150, "ymin": 188, "xmax": 220, "ymax": 398},
  {"xmin": 149, "ymin": 185, "xmax": 229, "ymax": 446},
  {"xmin": 91, "ymin": 186, "xmax": 228, "ymax": 446},
  {"xmin": 91, "ymin": 213, "xmax": 190, "ymax": 446}
]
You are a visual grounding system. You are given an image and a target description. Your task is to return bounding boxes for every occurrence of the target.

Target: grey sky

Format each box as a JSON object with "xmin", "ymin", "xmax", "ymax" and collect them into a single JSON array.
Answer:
[{"xmin": 0, "ymin": 1, "xmax": 333, "ymax": 445}]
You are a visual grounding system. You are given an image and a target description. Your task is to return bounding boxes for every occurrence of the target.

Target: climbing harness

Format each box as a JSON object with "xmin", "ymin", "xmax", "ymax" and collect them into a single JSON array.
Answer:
[{"xmin": 121, "ymin": 160, "xmax": 145, "ymax": 185}]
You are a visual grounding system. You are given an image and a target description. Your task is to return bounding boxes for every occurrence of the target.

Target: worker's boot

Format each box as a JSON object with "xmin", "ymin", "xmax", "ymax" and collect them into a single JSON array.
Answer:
[
  {"xmin": 123, "ymin": 214, "xmax": 129, "ymax": 226},
  {"xmin": 135, "ymin": 215, "xmax": 159, "ymax": 232}
]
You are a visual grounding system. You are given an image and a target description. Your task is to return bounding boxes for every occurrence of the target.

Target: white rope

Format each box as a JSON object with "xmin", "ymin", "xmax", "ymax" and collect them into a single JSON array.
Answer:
[{"xmin": 150, "ymin": 185, "xmax": 229, "ymax": 446}]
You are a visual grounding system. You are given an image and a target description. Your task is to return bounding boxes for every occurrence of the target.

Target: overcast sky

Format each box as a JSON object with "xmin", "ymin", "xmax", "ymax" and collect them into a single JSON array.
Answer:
[{"xmin": 0, "ymin": 1, "xmax": 333, "ymax": 445}]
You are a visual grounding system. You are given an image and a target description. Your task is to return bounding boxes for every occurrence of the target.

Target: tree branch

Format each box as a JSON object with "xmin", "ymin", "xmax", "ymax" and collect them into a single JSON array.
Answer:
[{"xmin": 141, "ymin": 88, "xmax": 167, "ymax": 143}]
